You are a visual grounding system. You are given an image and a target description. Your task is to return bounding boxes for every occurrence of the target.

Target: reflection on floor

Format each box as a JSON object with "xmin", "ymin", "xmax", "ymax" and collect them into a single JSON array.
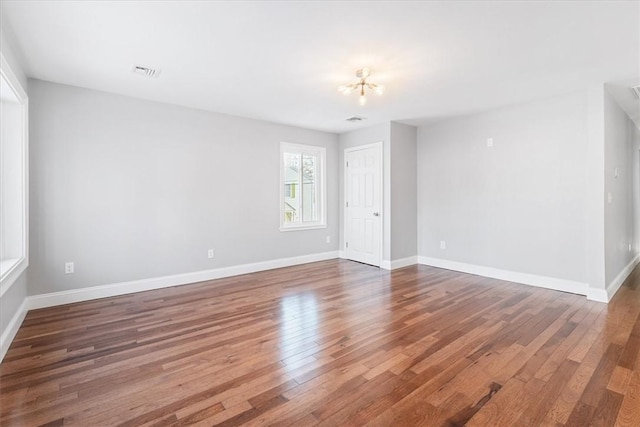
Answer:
[{"xmin": 1, "ymin": 259, "xmax": 639, "ymax": 426}]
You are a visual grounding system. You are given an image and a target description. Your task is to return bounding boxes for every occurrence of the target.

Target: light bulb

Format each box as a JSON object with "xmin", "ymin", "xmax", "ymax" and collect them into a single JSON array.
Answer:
[
  {"xmin": 359, "ymin": 94, "xmax": 367, "ymax": 106},
  {"xmin": 358, "ymin": 68, "xmax": 371, "ymax": 79},
  {"xmin": 374, "ymin": 85, "xmax": 385, "ymax": 95},
  {"xmin": 338, "ymin": 85, "xmax": 353, "ymax": 95}
]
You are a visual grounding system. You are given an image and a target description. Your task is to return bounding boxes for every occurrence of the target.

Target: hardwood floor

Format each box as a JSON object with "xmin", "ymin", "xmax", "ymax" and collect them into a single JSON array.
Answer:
[{"xmin": 1, "ymin": 259, "xmax": 639, "ymax": 426}]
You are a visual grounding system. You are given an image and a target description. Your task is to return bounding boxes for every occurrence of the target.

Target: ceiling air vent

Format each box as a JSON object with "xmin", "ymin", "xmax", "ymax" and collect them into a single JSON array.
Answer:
[
  {"xmin": 632, "ymin": 85, "xmax": 640, "ymax": 99},
  {"xmin": 346, "ymin": 116, "xmax": 367, "ymax": 122},
  {"xmin": 132, "ymin": 65, "xmax": 161, "ymax": 78}
]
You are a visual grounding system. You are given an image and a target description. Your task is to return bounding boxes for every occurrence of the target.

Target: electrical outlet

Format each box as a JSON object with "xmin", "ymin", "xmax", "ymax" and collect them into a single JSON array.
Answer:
[
  {"xmin": 208, "ymin": 249, "xmax": 215, "ymax": 259},
  {"xmin": 65, "ymin": 262, "xmax": 74, "ymax": 274},
  {"xmin": 326, "ymin": 236, "xmax": 331, "ymax": 243},
  {"xmin": 629, "ymin": 244, "xmax": 633, "ymax": 252},
  {"xmin": 440, "ymin": 241, "xmax": 446, "ymax": 250},
  {"xmin": 487, "ymin": 138, "xmax": 493, "ymax": 148}
]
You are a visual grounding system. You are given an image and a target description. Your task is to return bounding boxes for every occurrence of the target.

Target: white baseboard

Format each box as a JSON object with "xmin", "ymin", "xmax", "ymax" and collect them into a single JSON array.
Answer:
[
  {"xmin": 392, "ymin": 256, "xmax": 418, "ymax": 270},
  {"xmin": 382, "ymin": 256, "xmax": 418, "ymax": 270},
  {"xmin": 1, "ymin": 298, "xmax": 27, "ymax": 362},
  {"xmin": 605, "ymin": 254, "xmax": 640, "ymax": 301},
  {"xmin": 586, "ymin": 254, "xmax": 640, "ymax": 303},
  {"xmin": 26, "ymin": 251, "xmax": 340, "ymax": 310},
  {"xmin": 586, "ymin": 288, "xmax": 609, "ymax": 303},
  {"xmin": 417, "ymin": 256, "xmax": 589, "ymax": 297}
]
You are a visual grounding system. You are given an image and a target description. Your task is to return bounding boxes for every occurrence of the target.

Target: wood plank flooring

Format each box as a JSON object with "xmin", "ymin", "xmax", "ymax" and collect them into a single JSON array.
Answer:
[{"xmin": 1, "ymin": 259, "xmax": 639, "ymax": 426}]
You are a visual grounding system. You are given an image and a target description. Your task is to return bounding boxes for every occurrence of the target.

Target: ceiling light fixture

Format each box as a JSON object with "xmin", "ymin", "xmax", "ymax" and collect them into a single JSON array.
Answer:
[{"xmin": 338, "ymin": 68, "xmax": 384, "ymax": 106}]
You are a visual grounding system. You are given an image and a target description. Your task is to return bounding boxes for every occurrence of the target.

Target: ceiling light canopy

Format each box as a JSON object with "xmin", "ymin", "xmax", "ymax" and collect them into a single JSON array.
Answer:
[{"xmin": 338, "ymin": 68, "xmax": 384, "ymax": 106}]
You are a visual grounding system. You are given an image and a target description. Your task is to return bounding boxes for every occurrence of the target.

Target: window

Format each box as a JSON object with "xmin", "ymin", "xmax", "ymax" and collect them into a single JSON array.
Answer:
[
  {"xmin": 0, "ymin": 54, "xmax": 28, "ymax": 295},
  {"xmin": 280, "ymin": 142, "xmax": 326, "ymax": 230},
  {"xmin": 285, "ymin": 183, "xmax": 296, "ymax": 198}
]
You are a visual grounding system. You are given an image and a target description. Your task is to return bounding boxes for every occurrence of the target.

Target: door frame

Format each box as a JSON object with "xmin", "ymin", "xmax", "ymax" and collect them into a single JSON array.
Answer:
[{"xmin": 343, "ymin": 141, "xmax": 384, "ymax": 267}]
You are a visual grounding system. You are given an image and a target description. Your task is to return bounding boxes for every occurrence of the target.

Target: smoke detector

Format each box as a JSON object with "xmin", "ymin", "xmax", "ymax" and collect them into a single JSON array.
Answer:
[
  {"xmin": 132, "ymin": 65, "xmax": 161, "ymax": 78},
  {"xmin": 346, "ymin": 116, "xmax": 367, "ymax": 122},
  {"xmin": 632, "ymin": 85, "xmax": 640, "ymax": 98}
]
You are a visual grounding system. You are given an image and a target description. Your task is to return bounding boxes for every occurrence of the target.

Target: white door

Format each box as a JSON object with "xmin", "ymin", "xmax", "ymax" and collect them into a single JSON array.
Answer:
[{"xmin": 345, "ymin": 143, "xmax": 382, "ymax": 267}]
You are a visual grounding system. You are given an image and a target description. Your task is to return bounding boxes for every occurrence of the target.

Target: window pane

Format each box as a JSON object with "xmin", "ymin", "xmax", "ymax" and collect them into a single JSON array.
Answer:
[
  {"xmin": 283, "ymin": 152, "xmax": 301, "ymax": 224},
  {"xmin": 0, "ymin": 81, "xmax": 24, "ymax": 273},
  {"xmin": 280, "ymin": 142, "xmax": 325, "ymax": 231},
  {"xmin": 0, "ymin": 71, "xmax": 26, "ymax": 282},
  {"xmin": 302, "ymin": 154, "xmax": 317, "ymax": 222}
]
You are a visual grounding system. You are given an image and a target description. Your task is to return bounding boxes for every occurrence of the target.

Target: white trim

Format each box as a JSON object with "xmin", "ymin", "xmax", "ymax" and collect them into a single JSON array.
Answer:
[
  {"xmin": 0, "ymin": 259, "xmax": 27, "ymax": 298},
  {"xmin": 586, "ymin": 288, "xmax": 609, "ymax": 303},
  {"xmin": 279, "ymin": 224, "xmax": 327, "ymax": 232},
  {"xmin": 417, "ymin": 256, "xmax": 589, "ymax": 296},
  {"xmin": 343, "ymin": 141, "xmax": 384, "ymax": 268},
  {"xmin": 390, "ymin": 256, "xmax": 418, "ymax": 270},
  {"xmin": 0, "ymin": 54, "xmax": 27, "ymax": 100},
  {"xmin": 586, "ymin": 254, "xmax": 640, "ymax": 303},
  {"xmin": 0, "ymin": 297, "xmax": 27, "ymax": 362},
  {"xmin": 26, "ymin": 251, "xmax": 339, "ymax": 310},
  {"xmin": 0, "ymin": 53, "xmax": 29, "ymax": 297},
  {"xmin": 382, "ymin": 257, "xmax": 418, "ymax": 270},
  {"xmin": 605, "ymin": 254, "xmax": 640, "ymax": 301}
]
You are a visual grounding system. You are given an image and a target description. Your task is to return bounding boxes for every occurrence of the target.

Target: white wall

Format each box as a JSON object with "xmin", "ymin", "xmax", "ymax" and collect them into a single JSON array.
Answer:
[
  {"xmin": 28, "ymin": 80, "xmax": 339, "ymax": 296},
  {"xmin": 604, "ymin": 87, "xmax": 639, "ymax": 286},
  {"xmin": 417, "ymin": 91, "xmax": 591, "ymax": 286}
]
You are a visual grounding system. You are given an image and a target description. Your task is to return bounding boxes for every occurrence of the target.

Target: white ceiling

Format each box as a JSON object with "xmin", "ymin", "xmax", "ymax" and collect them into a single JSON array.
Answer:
[{"xmin": 1, "ymin": 1, "xmax": 639, "ymax": 133}]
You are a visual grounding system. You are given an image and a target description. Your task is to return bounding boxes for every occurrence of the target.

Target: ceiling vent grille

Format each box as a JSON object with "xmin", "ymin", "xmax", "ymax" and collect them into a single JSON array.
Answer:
[
  {"xmin": 132, "ymin": 65, "xmax": 161, "ymax": 78},
  {"xmin": 632, "ymin": 85, "xmax": 640, "ymax": 98},
  {"xmin": 346, "ymin": 116, "xmax": 366, "ymax": 122}
]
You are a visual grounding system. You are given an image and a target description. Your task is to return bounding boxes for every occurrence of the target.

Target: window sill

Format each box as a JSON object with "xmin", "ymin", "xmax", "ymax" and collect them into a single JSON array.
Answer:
[
  {"xmin": 280, "ymin": 224, "xmax": 327, "ymax": 232},
  {"xmin": 1, "ymin": 257, "xmax": 27, "ymax": 298},
  {"xmin": 1, "ymin": 258, "xmax": 19, "ymax": 278}
]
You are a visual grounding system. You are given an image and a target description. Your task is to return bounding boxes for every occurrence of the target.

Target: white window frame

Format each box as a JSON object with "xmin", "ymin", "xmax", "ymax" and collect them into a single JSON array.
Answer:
[
  {"xmin": 0, "ymin": 53, "xmax": 29, "ymax": 297},
  {"xmin": 279, "ymin": 142, "xmax": 327, "ymax": 231}
]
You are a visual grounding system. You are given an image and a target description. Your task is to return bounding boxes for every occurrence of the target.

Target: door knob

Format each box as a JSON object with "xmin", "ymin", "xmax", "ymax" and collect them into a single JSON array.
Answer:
[{"xmin": 373, "ymin": 212, "xmax": 380, "ymax": 216}]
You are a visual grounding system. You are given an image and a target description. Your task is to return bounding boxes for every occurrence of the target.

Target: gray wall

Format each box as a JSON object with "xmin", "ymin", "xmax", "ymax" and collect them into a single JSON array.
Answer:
[
  {"xmin": 28, "ymin": 80, "xmax": 338, "ymax": 295},
  {"xmin": 634, "ymin": 125, "xmax": 640, "ymax": 258},
  {"xmin": 604, "ymin": 88, "xmax": 638, "ymax": 285},
  {"xmin": 337, "ymin": 121, "xmax": 418, "ymax": 265},
  {"xmin": 586, "ymin": 85, "xmax": 606, "ymax": 290},
  {"xmin": 417, "ymin": 91, "xmax": 591, "ymax": 283},
  {"xmin": 390, "ymin": 122, "xmax": 417, "ymax": 260}
]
